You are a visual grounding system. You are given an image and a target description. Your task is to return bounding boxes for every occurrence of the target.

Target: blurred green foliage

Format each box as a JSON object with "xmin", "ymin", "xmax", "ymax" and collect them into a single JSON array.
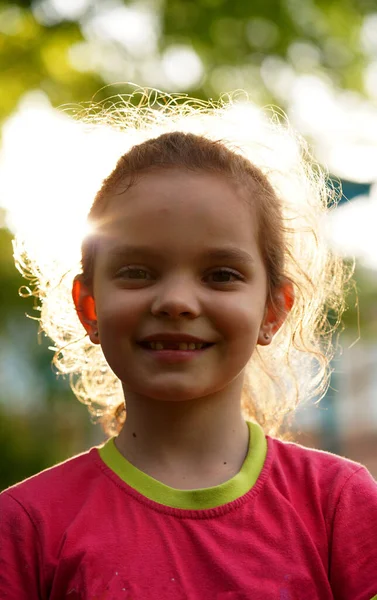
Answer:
[
  {"xmin": 163, "ymin": 0, "xmax": 368, "ymax": 95},
  {"xmin": 0, "ymin": 0, "xmax": 375, "ymax": 119}
]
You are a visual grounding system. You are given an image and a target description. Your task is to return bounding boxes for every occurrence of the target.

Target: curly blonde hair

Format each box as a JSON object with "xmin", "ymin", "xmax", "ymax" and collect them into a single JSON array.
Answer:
[{"xmin": 14, "ymin": 89, "xmax": 351, "ymax": 438}]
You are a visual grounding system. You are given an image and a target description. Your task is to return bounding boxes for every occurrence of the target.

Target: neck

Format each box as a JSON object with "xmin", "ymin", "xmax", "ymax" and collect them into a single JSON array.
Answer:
[{"xmin": 115, "ymin": 381, "xmax": 249, "ymax": 489}]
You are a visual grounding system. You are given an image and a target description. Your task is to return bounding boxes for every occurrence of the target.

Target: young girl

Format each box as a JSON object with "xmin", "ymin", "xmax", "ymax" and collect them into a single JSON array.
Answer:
[{"xmin": 1, "ymin": 90, "xmax": 376, "ymax": 600}]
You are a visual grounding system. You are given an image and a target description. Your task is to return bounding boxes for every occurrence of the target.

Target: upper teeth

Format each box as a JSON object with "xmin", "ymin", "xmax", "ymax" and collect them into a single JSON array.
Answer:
[{"xmin": 147, "ymin": 342, "xmax": 204, "ymax": 350}]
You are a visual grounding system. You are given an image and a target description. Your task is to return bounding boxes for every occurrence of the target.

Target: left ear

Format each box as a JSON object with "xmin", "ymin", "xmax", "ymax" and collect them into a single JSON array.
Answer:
[{"xmin": 258, "ymin": 280, "xmax": 294, "ymax": 346}]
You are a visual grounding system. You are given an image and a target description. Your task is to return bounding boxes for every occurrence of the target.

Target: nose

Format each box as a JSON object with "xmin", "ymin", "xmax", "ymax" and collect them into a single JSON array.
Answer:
[{"xmin": 150, "ymin": 276, "xmax": 201, "ymax": 319}]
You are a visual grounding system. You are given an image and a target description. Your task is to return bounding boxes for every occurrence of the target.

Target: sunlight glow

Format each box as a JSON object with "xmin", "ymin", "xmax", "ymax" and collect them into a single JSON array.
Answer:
[
  {"xmin": 1, "ymin": 87, "xmax": 377, "ymax": 283},
  {"xmin": 326, "ymin": 188, "xmax": 377, "ymax": 270},
  {"xmin": 260, "ymin": 56, "xmax": 296, "ymax": 102},
  {"xmin": 0, "ymin": 92, "xmax": 125, "ymax": 273},
  {"xmin": 82, "ymin": 2, "xmax": 159, "ymax": 58},
  {"xmin": 49, "ymin": 0, "xmax": 91, "ymax": 20},
  {"xmin": 360, "ymin": 13, "xmax": 377, "ymax": 56},
  {"xmin": 68, "ymin": 40, "xmax": 136, "ymax": 81},
  {"xmin": 290, "ymin": 75, "xmax": 377, "ymax": 183},
  {"xmin": 162, "ymin": 45, "xmax": 204, "ymax": 90},
  {"xmin": 364, "ymin": 60, "xmax": 377, "ymax": 101},
  {"xmin": 32, "ymin": 0, "xmax": 91, "ymax": 25}
]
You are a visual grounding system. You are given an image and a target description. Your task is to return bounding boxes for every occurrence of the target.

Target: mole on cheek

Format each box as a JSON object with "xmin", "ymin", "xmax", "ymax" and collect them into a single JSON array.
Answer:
[{"xmin": 132, "ymin": 432, "xmax": 137, "ymax": 438}]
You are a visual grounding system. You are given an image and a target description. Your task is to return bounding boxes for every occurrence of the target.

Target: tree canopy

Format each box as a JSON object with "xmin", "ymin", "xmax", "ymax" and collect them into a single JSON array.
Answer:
[{"xmin": 0, "ymin": 0, "xmax": 376, "ymax": 125}]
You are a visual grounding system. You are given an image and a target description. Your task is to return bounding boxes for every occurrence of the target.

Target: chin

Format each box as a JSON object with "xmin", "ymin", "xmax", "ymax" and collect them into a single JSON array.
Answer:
[
  {"xmin": 133, "ymin": 380, "xmax": 210, "ymax": 403},
  {"xmin": 147, "ymin": 387, "xmax": 203, "ymax": 402}
]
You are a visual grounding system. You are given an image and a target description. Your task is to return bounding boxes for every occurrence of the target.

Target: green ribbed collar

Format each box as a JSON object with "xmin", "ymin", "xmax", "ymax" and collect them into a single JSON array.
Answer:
[{"xmin": 99, "ymin": 421, "xmax": 267, "ymax": 510}]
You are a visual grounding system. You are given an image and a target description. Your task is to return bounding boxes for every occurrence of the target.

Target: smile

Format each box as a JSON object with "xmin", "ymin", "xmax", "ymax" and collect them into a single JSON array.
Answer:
[{"xmin": 140, "ymin": 341, "xmax": 212, "ymax": 351}]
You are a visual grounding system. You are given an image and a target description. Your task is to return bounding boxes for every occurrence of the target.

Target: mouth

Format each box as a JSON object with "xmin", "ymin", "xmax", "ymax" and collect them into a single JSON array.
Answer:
[{"xmin": 138, "ymin": 341, "xmax": 213, "ymax": 351}]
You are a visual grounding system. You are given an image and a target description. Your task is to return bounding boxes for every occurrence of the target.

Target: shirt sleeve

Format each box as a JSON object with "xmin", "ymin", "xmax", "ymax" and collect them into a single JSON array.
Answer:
[
  {"xmin": 0, "ymin": 491, "xmax": 43, "ymax": 600},
  {"xmin": 329, "ymin": 465, "xmax": 377, "ymax": 600}
]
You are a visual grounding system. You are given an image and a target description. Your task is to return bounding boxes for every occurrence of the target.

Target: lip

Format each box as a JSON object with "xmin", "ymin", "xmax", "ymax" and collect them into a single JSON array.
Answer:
[
  {"xmin": 136, "ymin": 333, "xmax": 215, "ymax": 364},
  {"xmin": 138, "ymin": 346, "xmax": 211, "ymax": 364},
  {"xmin": 138, "ymin": 333, "xmax": 211, "ymax": 344}
]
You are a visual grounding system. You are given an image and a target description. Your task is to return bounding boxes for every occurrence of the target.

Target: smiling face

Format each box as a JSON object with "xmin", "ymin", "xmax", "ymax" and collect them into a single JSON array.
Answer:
[{"xmin": 76, "ymin": 168, "xmax": 275, "ymax": 404}]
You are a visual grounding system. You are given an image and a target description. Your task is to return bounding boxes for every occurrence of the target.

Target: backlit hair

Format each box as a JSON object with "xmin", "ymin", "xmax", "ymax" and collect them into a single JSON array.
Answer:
[{"xmin": 14, "ymin": 89, "xmax": 351, "ymax": 438}]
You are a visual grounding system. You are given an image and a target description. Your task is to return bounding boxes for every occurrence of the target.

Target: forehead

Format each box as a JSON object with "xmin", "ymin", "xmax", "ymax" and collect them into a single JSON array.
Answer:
[{"xmin": 96, "ymin": 168, "xmax": 260, "ymax": 254}]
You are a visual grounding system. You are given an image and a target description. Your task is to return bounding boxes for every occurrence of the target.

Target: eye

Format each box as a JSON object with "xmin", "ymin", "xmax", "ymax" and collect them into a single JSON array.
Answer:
[
  {"xmin": 116, "ymin": 267, "xmax": 152, "ymax": 280},
  {"xmin": 205, "ymin": 269, "xmax": 243, "ymax": 284}
]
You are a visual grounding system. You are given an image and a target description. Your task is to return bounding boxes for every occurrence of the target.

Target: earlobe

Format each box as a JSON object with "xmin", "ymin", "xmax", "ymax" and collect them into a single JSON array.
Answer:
[
  {"xmin": 258, "ymin": 280, "xmax": 295, "ymax": 346},
  {"xmin": 72, "ymin": 276, "xmax": 99, "ymax": 344}
]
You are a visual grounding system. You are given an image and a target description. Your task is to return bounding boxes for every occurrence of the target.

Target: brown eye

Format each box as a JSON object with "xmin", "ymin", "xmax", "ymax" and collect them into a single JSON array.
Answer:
[
  {"xmin": 206, "ymin": 269, "xmax": 242, "ymax": 283},
  {"xmin": 117, "ymin": 268, "xmax": 152, "ymax": 280}
]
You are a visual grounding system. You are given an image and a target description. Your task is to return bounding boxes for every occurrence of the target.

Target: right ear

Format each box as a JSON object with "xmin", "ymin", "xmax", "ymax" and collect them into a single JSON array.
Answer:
[{"xmin": 72, "ymin": 276, "xmax": 99, "ymax": 344}]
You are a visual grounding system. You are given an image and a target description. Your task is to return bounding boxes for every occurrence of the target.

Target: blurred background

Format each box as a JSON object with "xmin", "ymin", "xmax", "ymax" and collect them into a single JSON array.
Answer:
[{"xmin": 0, "ymin": 0, "xmax": 376, "ymax": 491}]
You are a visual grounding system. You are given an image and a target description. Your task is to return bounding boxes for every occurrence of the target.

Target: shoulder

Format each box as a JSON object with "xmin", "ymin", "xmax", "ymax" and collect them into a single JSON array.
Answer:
[
  {"xmin": 265, "ymin": 435, "xmax": 377, "ymax": 517},
  {"xmin": 267, "ymin": 434, "xmax": 368, "ymax": 484},
  {"xmin": 0, "ymin": 446, "xmax": 112, "ymax": 599},
  {"xmin": 265, "ymin": 441, "xmax": 377, "ymax": 599},
  {"xmin": 0, "ymin": 445, "xmax": 105, "ymax": 521}
]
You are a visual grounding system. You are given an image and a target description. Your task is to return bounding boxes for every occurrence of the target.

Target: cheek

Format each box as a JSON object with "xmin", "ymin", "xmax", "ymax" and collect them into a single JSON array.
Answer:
[
  {"xmin": 210, "ymin": 295, "xmax": 264, "ymax": 339},
  {"xmin": 95, "ymin": 290, "xmax": 146, "ymax": 337}
]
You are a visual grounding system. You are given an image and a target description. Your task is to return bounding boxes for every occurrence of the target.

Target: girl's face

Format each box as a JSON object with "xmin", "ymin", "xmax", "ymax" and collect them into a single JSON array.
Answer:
[{"xmin": 87, "ymin": 168, "xmax": 273, "ymax": 403}]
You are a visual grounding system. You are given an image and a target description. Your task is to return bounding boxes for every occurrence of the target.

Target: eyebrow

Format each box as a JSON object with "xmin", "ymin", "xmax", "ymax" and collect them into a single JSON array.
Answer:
[
  {"xmin": 106, "ymin": 245, "xmax": 157, "ymax": 259},
  {"xmin": 106, "ymin": 244, "xmax": 255, "ymax": 265},
  {"xmin": 203, "ymin": 247, "xmax": 255, "ymax": 264}
]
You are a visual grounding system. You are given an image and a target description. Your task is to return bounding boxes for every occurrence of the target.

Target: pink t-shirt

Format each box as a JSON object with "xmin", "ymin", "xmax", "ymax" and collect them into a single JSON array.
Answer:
[{"xmin": 1, "ymin": 422, "xmax": 376, "ymax": 599}]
